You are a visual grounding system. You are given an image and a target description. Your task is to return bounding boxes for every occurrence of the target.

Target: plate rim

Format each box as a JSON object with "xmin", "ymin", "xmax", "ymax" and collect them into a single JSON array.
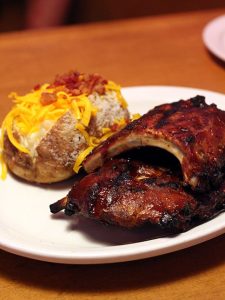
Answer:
[
  {"xmin": 1, "ymin": 85, "xmax": 225, "ymax": 264},
  {"xmin": 202, "ymin": 14, "xmax": 225, "ymax": 61}
]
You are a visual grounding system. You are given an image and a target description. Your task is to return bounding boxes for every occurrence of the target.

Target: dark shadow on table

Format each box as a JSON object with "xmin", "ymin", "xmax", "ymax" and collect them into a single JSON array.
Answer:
[{"xmin": 205, "ymin": 48, "xmax": 225, "ymax": 69}]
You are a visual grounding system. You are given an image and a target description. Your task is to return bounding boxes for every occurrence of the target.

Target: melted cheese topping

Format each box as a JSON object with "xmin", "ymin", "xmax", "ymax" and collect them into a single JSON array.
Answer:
[{"xmin": 0, "ymin": 80, "xmax": 128, "ymax": 179}]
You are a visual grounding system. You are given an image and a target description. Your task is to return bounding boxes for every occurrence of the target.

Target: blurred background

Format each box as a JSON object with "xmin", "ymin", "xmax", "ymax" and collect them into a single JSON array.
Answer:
[{"xmin": 0, "ymin": 0, "xmax": 224, "ymax": 32}]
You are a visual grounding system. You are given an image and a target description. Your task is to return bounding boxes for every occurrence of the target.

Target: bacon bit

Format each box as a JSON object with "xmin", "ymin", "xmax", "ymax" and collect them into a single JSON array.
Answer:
[
  {"xmin": 94, "ymin": 84, "xmax": 105, "ymax": 95},
  {"xmin": 71, "ymin": 88, "xmax": 81, "ymax": 96},
  {"xmin": 33, "ymin": 84, "xmax": 41, "ymax": 90},
  {"xmin": 49, "ymin": 71, "xmax": 108, "ymax": 96},
  {"xmin": 40, "ymin": 92, "xmax": 57, "ymax": 106},
  {"xmin": 55, "ymin": 86, "xmax": 67, "ymax": 92},
  {"xmin": 110, "ymin": 123, "xmax": 120, "ymax": 132}
]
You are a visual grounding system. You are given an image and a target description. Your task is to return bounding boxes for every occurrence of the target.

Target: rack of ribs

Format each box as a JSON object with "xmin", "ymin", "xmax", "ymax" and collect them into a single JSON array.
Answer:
[
  {"xmin": 50, "ymin": 96, "xmax": 225, "ymax": 232},
  {"xmin": 83, "ymin": 96, "xmax": 225, "ymax": 192},
  {"xmin": 50, "ymin": 158, "xmax": 225, "ymax": 232}
]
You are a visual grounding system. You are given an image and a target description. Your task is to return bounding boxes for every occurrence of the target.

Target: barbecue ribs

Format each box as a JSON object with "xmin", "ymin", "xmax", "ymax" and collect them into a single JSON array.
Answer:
[
  {"xmin": 50, "ymin": 159, "xmax": 197, "ymax": 231},
  {"xmin": 83, "ymin": 96, "xmax": 225, "ymax": 192},
  {"xmin": 50, "ymin": 158, "xmax": 225, "ymax": 232},
  {"xmin": 50, "ymin": 96, "xmax": 225, "ymax": 233}
]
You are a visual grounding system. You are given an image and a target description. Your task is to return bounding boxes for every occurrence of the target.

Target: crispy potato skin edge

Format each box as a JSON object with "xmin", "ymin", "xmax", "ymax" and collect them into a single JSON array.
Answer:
[{"xmin": 3, "ymin": 133, "xmax": 75, "ymax": 184}]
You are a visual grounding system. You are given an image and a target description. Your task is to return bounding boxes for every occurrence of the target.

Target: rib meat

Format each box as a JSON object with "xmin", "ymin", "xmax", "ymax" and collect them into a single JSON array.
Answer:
[
  {"xmin": 50, "ymin": 158, "xmax": 214, "ymax": 232},
  {"xmin": 83, "ymin": 96, "xmax": 225, "ymax": 192}
]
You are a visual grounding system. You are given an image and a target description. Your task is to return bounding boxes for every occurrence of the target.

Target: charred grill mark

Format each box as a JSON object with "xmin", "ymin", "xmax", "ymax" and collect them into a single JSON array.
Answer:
[
  {"xmin": 50, "ymin": 197, "xmax": 68, "ymax": 214},
  {"xmin": 143, "ymin": 178, "xmax": 157, "ymax": 185},
  {"xmin": 123, "ymin": 121, "xmax": 136, "ymax": 131},
  {"xmin": 190, "ymin": 95, "xmax": 206, "ymax": 108},
  {"xmin": 159, "ymin": 212, "xmax": 193, "ymax": 232},
  {"xmin": 124, "ymin": 117, "xmax": 144, "ymax": 131},
  {"xmin": 182, "ymin": 203, "xmax": 193, "ymax": 216},
  {"xmin": 158, "ymin": 182, "xmax": 181, "ymax": 189},
  {"xmin": 111, "ymin": 169, "xmax": 131, "ymax": 187},
  {"xmin": 183, "ymin": 135, "xmax": 195, "ymax": 145},
  {"xmin": 160, "ymin": 212, "xmax": 178, "ymax": 229},
  {"xmin": 129, "ymin": 186, "xmax": 145, "ymax": 193},
  {"xmin": 155, "ymin": 118, "xmax": 168, "ymax": 129},
  {"xmin": 65, "ymin": 202, "xmax": 79, "ymax": 216},
  {"xmin": 142, "ymin": 178, "xmax": 181, "ymax": 190},
  {"xmin": 195, "ymin": 169, "xmax": 224, "ymax": 192},
  {"xmin": 155, "ymin": 102, "xmax": 183, "ymax": 129}
]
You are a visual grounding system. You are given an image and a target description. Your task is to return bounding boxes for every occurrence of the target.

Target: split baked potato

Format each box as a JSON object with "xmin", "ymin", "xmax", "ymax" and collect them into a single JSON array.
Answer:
[{"xmin": 0, "ymin": 71, "xmax": 130, "ymax": 183}]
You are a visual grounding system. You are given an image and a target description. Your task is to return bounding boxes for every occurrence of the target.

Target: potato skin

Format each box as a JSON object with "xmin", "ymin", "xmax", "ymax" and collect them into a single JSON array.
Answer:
[
  {"xmin": 2, "ymin": 96, "xmax": 129, "ymax": 183},
  {"xmin": 3, "ymin": 112, "xmax": 87, "ymax": 183}
]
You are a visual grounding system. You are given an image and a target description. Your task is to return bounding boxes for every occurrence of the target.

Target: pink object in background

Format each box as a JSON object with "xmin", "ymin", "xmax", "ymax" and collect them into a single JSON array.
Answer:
[
  {"xmin": 26, "ymin": 0, "xmax": 71, "ymax": 28},
  {"xmin": 203, "ymin": 14, "xmax": 225, "ymax": 61}
]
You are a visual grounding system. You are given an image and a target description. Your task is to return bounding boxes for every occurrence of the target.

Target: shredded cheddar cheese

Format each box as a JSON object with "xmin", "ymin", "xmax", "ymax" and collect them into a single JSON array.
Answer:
[
  {"xmin": 73, "ymin": 146, "xmax": 94, "ymax": 173},
  {"xmin": 106, "ymin": 81, "xmax": 128, "ymax": 109},
  {"xmin": 0, "ymin": 77, "xmax": 129, "ymax": 179},
  {"xmin": 131, "ymin": 113, "xmax": 141, "ymax": 121},
  {"xmin": 0, "ymin": 154, "xmax": 7, "ymax": 180}
]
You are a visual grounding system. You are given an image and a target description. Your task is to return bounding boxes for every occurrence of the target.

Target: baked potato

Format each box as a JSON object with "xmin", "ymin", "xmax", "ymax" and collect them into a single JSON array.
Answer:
[{"xmin": 0, "ymin": 71, "xmax": 130, "ymax": 183}]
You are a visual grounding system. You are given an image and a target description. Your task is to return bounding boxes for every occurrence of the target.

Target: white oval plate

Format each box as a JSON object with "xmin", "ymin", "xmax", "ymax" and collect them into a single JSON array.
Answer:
[
  {"xmin": 202, "ymin": 14, "xmax": 225, "ymax": 61},
  {"xmin": 0, "ymin": 86, "xmax": 225, "ymax": 264}
]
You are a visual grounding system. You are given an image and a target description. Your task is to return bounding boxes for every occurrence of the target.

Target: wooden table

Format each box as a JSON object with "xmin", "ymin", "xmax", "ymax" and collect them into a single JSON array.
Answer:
[{"xmin": 0, "ymin": 8, "xmax": 225, "ymax": 300}]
